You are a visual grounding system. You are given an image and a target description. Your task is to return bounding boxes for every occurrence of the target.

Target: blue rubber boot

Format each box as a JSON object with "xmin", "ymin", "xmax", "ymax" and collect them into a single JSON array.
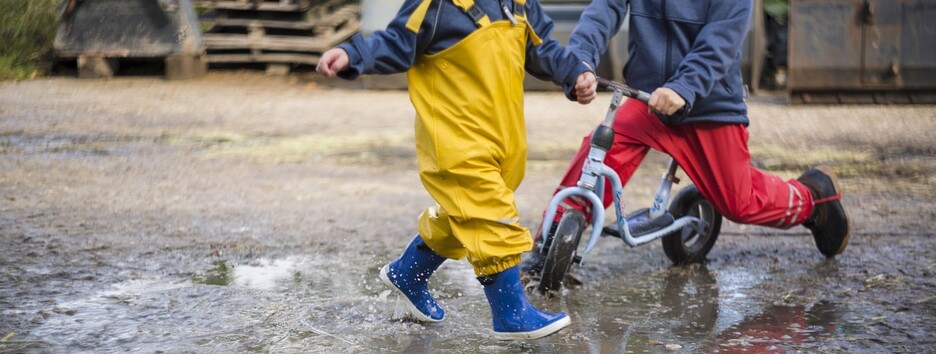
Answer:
[
  {"xmin": 480, "ymin": 266, "xmax": 571, "ymax": 340},
  {"xmin": 379, "ymin": 235, "xmax": 447, "ymax": 322}
]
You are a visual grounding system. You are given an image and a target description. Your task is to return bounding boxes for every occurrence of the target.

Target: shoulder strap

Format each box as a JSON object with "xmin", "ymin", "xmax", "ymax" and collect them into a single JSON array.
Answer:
[
  {"xmin": 511, "ymin": 0, "xmax": 543, "ymax": 45},
  {"xmin": 451, "ymin": 0, "xmax": 492, "ymax": 27},
  {"xmin": 405, "ymin": 0, "xmax": 435, "ymax": 33}
]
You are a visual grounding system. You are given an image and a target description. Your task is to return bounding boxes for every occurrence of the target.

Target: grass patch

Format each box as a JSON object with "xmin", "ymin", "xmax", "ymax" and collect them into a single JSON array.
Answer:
[
  {"xmin": 750, "ymin": 145, "xmax": 874, "ymax": 172},
  {"xmin": 750, "ymin": 144, "xmax": 934, "ymax": 183},
  {"xmin": 0, "ymin": 0, "xmax": 58, "ymax": 80},
  {"xmin": 193, "ymin": 133, "xmax": 415, "ymax": 164}
]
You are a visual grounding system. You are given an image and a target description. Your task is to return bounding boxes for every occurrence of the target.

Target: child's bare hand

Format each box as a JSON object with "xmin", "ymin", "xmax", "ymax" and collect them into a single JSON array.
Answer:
[
  {"xmin": 316, "ymin": 48, "xmax": 349, "ymax": 77},
  {"xmin": 648, "ymin": 87, "xmax": 686, "ymax": 116},
  {"xmin": 574, "ymin": 71, "xmax": 597, "ymax": 104}
]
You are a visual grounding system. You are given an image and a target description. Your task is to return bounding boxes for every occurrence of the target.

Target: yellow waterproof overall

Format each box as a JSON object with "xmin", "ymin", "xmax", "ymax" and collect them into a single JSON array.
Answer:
[{"xmin": 407, "ymin": 0, "xmax": 542, "ymax": 276}]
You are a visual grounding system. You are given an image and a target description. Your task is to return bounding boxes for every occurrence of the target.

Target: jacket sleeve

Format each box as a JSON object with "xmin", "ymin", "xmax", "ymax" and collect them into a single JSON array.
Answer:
[
  {"xmin": 663, "ymin": 1, "xmax": 751, "ymax": 107},
  {"xmin": 524, "ymin": 0, "xmax": 593, "ymax": 92},
  {"xmin": 567, "ymin": 0, "xmax": 628, "ymax": 70},
  {"xmin": 335, "ymin": 0, "xmax": 429, "ymax": 80}
]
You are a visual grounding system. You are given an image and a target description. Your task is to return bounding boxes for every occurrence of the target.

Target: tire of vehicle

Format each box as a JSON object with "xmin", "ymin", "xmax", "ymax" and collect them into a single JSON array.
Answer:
[
  {"xmin": 662, "ymin": 185, "xmax": 722, "ymax": 265},
  {"xmin": 538, "ymin": 209, "xmax": 587, "ymax": 293}
]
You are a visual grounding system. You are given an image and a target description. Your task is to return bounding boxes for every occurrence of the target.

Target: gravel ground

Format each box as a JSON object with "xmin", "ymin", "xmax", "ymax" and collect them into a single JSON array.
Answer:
[{"xmin": 1, "ymin": 73, "xmax": 934, "ymax": 353}]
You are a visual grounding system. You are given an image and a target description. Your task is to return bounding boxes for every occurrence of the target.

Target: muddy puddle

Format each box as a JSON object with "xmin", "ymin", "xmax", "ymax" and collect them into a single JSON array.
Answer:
[
  {"xmin": 3, "ymin": 76, "xmax": 935, "ymax": 353},
  {"xmin": 10, "ymin": 234, "xmax": 931, "ymax": 354}
]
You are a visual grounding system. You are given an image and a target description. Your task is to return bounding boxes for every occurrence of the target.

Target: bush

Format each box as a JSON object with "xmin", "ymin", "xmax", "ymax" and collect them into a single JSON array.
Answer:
[{"xmin": 0, "ymin": 0, "xmax": 58, "ymax": 80}]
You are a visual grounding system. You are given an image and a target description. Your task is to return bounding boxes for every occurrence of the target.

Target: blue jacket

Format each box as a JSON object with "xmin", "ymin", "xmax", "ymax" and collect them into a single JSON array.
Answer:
[
  {"xmin": 337, "ymin": 0, "xmax": 591, "ymax": 88},
  {"xmin": 570, "ymin": 0, "xmax": 751, "ymax": 125}
]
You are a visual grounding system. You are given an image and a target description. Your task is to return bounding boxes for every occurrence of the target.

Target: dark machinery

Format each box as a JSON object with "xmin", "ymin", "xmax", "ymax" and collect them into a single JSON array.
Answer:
[{"xmin": 55, "ymin": 0, "xmax": 207, "ymax": 79}]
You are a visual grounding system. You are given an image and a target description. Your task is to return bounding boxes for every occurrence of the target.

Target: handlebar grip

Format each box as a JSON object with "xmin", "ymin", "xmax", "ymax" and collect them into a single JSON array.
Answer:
[{"xmin": 596, "ymin": 77, "xmax": 615, "ymax": 90}]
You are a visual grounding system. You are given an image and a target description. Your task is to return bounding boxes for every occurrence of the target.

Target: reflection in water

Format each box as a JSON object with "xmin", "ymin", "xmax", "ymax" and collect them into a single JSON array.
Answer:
[
  {"xmin": 193, "ymin": 258, "xmax": 302, "ymax": 290},
  {"xmin": 24, "ymin": 250, "xmax": 852, "ymax": 353},
  {"xmin": 661, "ymin": 264, "xmax": 720, "ymax": 338},
  {"xmin": 401, "ymin": 333, "xmax": 437, "ymax": 354},
  {"xmin": 194, "ymin": 260, "xmax": 232, "ymax": 286},
  {"xmin": 701, "ymin": 301, "xmax": 840, "ymax": 352},
  {"xmin": 568, "ymin": 260, "xmax": 846, "ymax": 353}
]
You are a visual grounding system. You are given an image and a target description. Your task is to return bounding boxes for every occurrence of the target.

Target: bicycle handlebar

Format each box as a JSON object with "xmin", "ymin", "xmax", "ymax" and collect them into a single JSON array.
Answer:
[
  {"xmin": 596, "ymin": 77, "xmax": 651, "ymax": 103},
  {"xmin": 595, "ymin": 77, "xmax": 686, "ymax": 118}
]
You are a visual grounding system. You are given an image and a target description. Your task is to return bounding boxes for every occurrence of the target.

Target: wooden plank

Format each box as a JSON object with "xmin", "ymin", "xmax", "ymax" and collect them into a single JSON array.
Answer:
[
  {"xmin": 209, "ymin": 18, "xmax": 318, "ymax": 30},
  {"xmin": 204, "ymin": 4, "xmax": 359, "ymax": 31},
  {"xmin": 203, "ymin": 1, "xmax": 302, "ymax": 12},
  {"xmin": 205, "ymin": 53, "xmax": 320, "ymax": 65},
  {"xmin": 202, "ymin": 17, "xmax": 359, "ymax": 52}
]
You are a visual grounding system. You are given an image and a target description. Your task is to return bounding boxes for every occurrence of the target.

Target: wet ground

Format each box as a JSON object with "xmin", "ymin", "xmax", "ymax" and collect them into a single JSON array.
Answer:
[{"xmin": 1, "ymin": 73, "xmax": 935, "ymax": 353}]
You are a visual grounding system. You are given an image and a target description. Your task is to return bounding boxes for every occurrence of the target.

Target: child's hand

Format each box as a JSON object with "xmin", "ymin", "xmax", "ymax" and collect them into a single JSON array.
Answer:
[
  {"xmin": 316, "ymin": 48, "xmax": 349, "ymax": 77},
  {"xmin": 647, "ymin": 87, "xmax": 686, "ymax": 116},
  {"xmin": 574, "ymin": 71, "xmax": 597, "ymax": 104}
]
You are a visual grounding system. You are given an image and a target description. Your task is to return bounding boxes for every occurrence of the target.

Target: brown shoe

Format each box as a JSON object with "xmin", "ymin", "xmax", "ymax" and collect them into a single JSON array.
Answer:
[{"xmin": 797, "ymin": 165, "xmax": 851, "ymax": 257}]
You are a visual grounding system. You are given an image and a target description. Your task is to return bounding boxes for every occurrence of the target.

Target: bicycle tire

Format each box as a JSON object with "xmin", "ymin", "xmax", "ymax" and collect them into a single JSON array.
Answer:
[
  {"xmin": 537, "ymin": 209, "xmax": 587, "ymax": 293},
  {"xmin": 662, "ymin": 185, "xmax": 722, "ymax": 264}
]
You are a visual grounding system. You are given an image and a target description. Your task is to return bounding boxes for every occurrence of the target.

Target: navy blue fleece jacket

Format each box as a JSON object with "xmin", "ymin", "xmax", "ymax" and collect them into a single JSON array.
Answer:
[
  {"xmin": 336, "ymin": 0, "xmax": 591, "ymax": 88},
  {"xmin": 570, "ymin": 0, "xmax": 752, "ymax": 125}
]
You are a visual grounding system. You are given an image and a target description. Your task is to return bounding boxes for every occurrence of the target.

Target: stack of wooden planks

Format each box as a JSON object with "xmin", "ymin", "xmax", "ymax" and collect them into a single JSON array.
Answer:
[{"xmin": 197, "ymin": 0, "xmax": 360, "ymax": 73}]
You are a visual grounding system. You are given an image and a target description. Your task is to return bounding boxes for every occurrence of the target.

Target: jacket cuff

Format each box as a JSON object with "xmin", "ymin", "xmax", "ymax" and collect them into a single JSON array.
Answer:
[
  {"xmin": 336, "ymin": 34, "xmax": 369, "ymax": 80},
  {"xmin": 663, "ymin": 82, "xmax": 695, "ymax": 119},
  {"xmin": 563, "ymin": 61, "xmax": 595, "ymax": 101},
  {"xmin": 563, "ymin": 84, "xmax": 577, "ymax": 101}
]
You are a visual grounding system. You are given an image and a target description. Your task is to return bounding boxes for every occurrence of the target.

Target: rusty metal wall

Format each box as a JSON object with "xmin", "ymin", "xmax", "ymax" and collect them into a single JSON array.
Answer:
[{"xmin": 788, "ymin": 0, "xmax": 936, "ymax": 103}]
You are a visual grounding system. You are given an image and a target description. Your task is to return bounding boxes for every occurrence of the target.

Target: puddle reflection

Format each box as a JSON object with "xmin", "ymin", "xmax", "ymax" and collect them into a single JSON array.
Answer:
[
  {"xmin": 660, "ymin": 265, "xmax": 720, "ymax": 337},
  {"xmin": 25, "ymin": 252, "xmax": 851, "ymax": 353},
  {"xmin": 700, "ymin": 301, "xmax": 840, "ymax": 352},
  {"xmin": 194, "ymin": 258, "xmax": 303, "ymax": 290}
]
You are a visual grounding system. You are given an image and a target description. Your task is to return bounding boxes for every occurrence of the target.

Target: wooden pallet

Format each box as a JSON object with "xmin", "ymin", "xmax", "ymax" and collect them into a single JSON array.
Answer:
[
  {"xmin": 197, "ymin": 0, "xmax": 349, "ymax": 19},
  {"xmin": 200, "ymin": 3, "xmax": 359, "ymax": 69},
  {"xmin": 197, "ymin": 0, "xmax": 314, "ymax": 12}
]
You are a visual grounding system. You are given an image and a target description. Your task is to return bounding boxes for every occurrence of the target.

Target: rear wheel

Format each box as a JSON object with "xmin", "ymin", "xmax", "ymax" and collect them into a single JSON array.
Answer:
[
  {"xmin": 537, "ymin": 210, "xmax": 586, "ymax": 293},
  {"xmin": 662, "ymin": 185, "xmax": 722, "ymax": 264}
]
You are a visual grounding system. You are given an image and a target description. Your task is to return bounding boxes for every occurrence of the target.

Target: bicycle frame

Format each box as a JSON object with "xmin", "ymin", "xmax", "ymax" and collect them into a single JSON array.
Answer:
[{"xmin": 540, "ymin": 79, "xmax": 707, "ymax": 265}]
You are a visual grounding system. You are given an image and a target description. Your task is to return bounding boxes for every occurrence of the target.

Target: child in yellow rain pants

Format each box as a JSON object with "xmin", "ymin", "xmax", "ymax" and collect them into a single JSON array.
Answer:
[{"xmin": 317, "ymin": 0, "xmax": 596, "ymax": 340}]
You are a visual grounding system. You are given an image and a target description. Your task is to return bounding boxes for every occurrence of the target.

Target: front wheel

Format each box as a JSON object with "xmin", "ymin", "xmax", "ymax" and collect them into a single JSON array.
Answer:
[
  {"xmin": 662, "ymin": 185, "xmax": 722, "ymax": 265},
  {"xmin": 537, "ymin": 209, "xmax": 586, "ymax": 293}
]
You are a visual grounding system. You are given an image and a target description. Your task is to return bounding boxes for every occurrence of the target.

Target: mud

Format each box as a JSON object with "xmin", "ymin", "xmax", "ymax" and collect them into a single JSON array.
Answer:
[{"xmin": 1, "ymin": 73, "xmax": 934, "ymax": 353}]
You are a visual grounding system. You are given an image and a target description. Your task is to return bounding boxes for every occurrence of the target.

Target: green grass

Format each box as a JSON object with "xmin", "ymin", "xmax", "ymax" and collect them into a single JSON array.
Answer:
[{"xmin": 0, "ymin": 0, "xmax": 58, "ymax": 80}]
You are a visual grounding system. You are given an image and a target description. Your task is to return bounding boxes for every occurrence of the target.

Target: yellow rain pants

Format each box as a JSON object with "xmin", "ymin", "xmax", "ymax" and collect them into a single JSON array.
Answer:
[{"xmin": 407, "ymin": 11, "xmax": 535, "ymax": 277}]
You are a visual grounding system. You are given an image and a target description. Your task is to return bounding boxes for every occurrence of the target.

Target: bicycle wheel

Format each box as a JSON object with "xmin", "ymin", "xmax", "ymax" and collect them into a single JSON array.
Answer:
[
  {"xmin": 537, "ymin": 209, "xmax": 587, "ymax": 293},
  {"xmin": 662, "ymin": 185, "xmax": 722, "ymax": 265}
]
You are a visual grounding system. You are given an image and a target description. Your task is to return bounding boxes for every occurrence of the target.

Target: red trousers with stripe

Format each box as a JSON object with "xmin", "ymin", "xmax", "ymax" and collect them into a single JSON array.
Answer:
[{"xmin": 550, "ymin": 99, "xmax": 814, "ymax": 230}]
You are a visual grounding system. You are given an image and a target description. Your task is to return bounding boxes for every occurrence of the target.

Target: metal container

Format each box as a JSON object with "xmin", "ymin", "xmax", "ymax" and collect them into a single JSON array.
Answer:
[{"xmin": 788, "ymin": 0, "xmax": 936, "ymax": 103}]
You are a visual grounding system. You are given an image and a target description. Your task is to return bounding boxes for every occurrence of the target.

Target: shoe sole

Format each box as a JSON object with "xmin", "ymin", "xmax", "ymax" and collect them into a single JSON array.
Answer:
[
  {"xmin": 494, "ymin": 315, "xmax": 571, "ymax": 340},
  {"xmin": 379, "ymin": 264, "xmax": 443, "ymax": 323},
  {"xmin": 816, "ymin": 165, "xmax": 851, "ymax": 255}
]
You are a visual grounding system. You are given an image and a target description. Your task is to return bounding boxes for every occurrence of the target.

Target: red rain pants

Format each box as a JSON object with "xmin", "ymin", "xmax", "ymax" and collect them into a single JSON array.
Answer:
[{"xmin": 550, "ymin": 99, "xmax": 814, "ymax": 230}]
